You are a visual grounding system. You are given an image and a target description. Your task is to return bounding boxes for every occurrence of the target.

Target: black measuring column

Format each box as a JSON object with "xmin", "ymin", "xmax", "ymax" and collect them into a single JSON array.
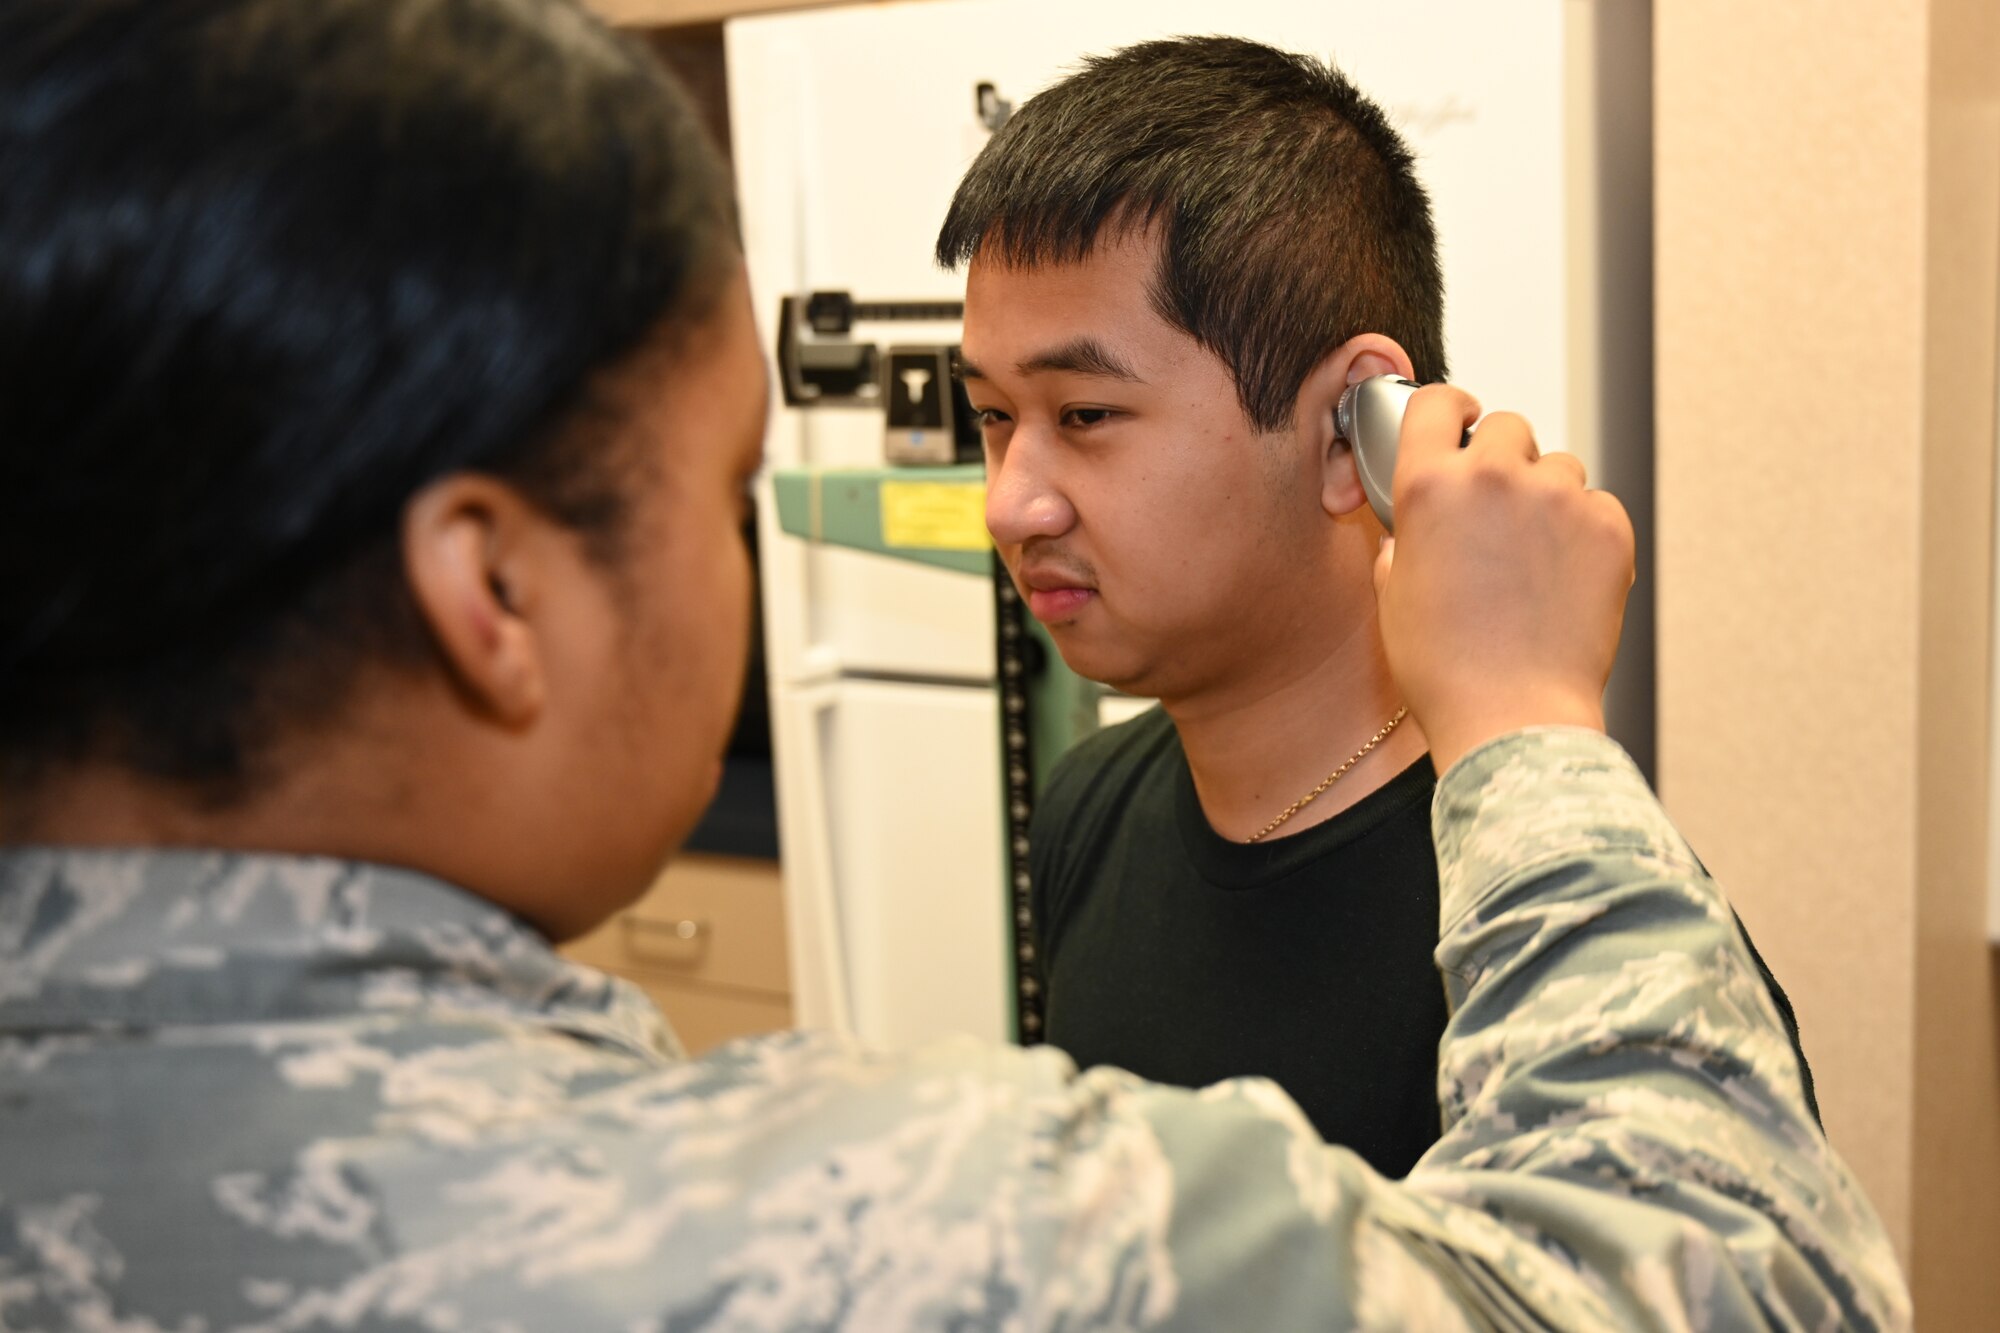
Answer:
[{"xmin": 991, "ymin": 554, "xmax": 1044, "ymax": 1045}]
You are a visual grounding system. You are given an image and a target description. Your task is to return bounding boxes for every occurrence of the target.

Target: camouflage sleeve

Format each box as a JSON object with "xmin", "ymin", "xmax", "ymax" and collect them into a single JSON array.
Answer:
[
  {"xmin": 1002, "ymin": 727, "xmax": 1911, "ymax": 1330},
  {"xmin": 0, "ymin": 730, "xmax": 1908, "ymax": 1330}
]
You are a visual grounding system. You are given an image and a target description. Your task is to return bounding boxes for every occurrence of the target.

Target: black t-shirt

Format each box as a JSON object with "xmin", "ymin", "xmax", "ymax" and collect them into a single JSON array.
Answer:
[
  {"xmin": 1030, "ymin": 706, "xmax": 1449, "ymax": 1177},
  {"xmin": 1029, "ymin": 706, "xmax": 1822, "ymax": 1181}
]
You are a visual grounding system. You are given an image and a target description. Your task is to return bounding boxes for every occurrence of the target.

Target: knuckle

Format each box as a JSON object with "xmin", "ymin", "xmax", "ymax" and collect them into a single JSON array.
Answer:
[
  {"xmin": 1592, "ymin": 504, "xmax": 1636, "ymax": 552},
  {"xmin": 1546, "ymin": 451, "xmax": 1587, "ymax": 483},
  {"xmin": 1398, "ymin": 466, "xmax": 1454, "ymax": 512},
  {"xmin": 1399, "ymin": 465, "xmax": 1443, "ymax": 500},
  {"xmin": 1466, "ymin": 455, "xmax": 1514, "ymax": 489}
]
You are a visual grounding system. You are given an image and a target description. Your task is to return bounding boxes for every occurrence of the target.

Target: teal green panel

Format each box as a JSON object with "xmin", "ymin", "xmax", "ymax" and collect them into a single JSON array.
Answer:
[{"xmin": 771, "ymin": 466, "xmax": 991, "ymax": 575}]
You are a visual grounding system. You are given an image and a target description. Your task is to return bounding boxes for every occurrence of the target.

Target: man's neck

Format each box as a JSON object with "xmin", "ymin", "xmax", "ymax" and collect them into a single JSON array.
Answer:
[{"xmin": 1163, "ymin": 612, "xmax": 1428, "ymax": 844}]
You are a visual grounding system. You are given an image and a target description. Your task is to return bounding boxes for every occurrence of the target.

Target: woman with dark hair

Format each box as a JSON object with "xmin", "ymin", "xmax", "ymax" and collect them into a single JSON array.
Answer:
[{"xmin": 0, "ymin": 2, "xmax": 1905, "ymax": 1328}]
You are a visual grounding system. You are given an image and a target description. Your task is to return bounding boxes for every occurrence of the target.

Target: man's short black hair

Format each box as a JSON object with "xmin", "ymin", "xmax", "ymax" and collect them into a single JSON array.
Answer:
[
  {"xmin": 936, "ymin": 35, "xmax": 1446, "ymax": 432},
  {"xmin": 0, "ymin": 0, "xmax": 736, "ymax": 796}
]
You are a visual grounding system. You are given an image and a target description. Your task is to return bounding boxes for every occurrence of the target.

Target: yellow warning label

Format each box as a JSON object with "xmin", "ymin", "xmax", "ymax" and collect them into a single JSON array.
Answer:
[{"xmin": 880, "ymin": 480, "xmax": 991, "ymax": 551}]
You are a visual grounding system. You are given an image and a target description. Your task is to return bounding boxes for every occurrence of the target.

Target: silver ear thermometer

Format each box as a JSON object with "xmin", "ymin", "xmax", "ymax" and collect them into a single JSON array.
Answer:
[{"xmin": 1334, "ymin": 374, "xmax": 1470, "ymax": 533}]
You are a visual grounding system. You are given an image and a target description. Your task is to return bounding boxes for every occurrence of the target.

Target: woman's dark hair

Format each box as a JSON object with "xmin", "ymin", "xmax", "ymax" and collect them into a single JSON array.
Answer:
[
  {"xmin": 936, "ymin": 35, "xmax": 1446, "ymax": 432},
  {"xmin": 0, "ymin": 0, "xmax": 737, "ymax": 794}
]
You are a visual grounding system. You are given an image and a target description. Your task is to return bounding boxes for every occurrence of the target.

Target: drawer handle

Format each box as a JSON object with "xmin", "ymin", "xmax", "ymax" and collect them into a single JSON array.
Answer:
[{"xmin": 621, "ymin": 915, "xmax": 711, "ymax": 964}]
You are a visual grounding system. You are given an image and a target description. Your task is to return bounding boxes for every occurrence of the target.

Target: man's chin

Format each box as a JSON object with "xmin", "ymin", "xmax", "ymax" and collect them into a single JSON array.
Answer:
[{"xmin": 1045, "ymin": 633, "xmax": 1150, "ymax": 697}]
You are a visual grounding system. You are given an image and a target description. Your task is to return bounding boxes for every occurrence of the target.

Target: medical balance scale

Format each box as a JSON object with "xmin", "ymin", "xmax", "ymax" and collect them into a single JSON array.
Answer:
[{"xmin": 770, "ymin": 290, "xmax": 1104, "ymax": 1044}]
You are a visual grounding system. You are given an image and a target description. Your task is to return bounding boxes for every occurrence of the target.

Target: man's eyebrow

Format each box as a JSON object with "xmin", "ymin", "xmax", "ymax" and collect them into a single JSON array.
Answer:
[
  {"xmin": 951, "ymin": 339, "xmax": 1144, "ymax": 384},
  {"xmin": 1016, "ymin": 337, "xmax": 1144, "ymax": 383}
]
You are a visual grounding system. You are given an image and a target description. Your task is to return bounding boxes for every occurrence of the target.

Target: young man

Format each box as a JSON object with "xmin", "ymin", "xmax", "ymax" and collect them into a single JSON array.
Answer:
[
  {"xmin": 939, "ymin": 37, "xmax": 1811, "ymax": 1174},
  {"xmin": 0, "ymin": 2, "xmax": 1906, "ymax": 1327}
]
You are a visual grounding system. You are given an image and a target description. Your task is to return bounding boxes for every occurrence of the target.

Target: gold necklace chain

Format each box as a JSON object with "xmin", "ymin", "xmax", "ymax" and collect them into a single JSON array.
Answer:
[{"xmin": 1243, "ymin": 705, "xmax": 1410, "ymax": 844}]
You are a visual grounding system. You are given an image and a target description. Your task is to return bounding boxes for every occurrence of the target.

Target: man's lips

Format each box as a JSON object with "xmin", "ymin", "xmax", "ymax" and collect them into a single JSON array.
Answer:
[
  {"xmin": 1017, "ymin": 566, "xmax": 1096, "ymax": 623},
  {"xmin": 1025, "ymin": 587, "xmax": 1095, "ymax": 621}
]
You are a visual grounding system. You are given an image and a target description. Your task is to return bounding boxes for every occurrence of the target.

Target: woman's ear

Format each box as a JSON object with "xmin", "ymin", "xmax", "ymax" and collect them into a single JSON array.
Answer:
[
  {"xmin": 401, "ymin": 475, "xmax": 551, "ymax": 728},
  {"xmin": 1299, "ymin": 334, "xmax": 1415, "ymax": 519}
]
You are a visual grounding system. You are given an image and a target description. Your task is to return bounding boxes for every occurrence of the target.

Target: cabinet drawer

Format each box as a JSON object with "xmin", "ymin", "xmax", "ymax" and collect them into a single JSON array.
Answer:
[
  {"xmin": 562, "ymin": 853, "xmax": 790, "ymax": 996},
  {"xmin": 648, "ymin": 981, "xmax": 793, "ymax": 1058}
]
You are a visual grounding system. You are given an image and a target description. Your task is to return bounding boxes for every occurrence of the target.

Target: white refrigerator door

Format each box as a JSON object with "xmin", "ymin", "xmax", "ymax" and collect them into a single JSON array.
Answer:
[{"xmin": 774, "ymin": 677, "xmax": 1009, "ymax": 1046}]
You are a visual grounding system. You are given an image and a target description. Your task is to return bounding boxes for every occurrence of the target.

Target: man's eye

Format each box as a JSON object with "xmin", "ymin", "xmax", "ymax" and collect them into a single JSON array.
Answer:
[
  {"xmin": 973, "ymin": 407, "xmax": 1011, "ymax": 428},
  {"xmin": 1062, "ymin": 408, "xmax": 1116, "ymax": 429}
]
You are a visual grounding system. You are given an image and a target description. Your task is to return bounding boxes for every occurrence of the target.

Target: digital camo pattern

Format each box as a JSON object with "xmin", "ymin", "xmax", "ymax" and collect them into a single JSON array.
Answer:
[{"xmin": 0, "ymin": 730, "xmax": 1910, "ymax": 1330}]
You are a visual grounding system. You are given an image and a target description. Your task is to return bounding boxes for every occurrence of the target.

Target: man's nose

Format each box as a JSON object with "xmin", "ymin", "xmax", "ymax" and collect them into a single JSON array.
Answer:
[{"xmin": 985, "ymin": 432, "xmax": 1077, "ymax": 547}]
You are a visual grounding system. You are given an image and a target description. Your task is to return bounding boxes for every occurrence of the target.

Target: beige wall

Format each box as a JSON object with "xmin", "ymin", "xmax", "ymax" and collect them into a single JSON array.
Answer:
[
  {"xmin": 1657, "ymin": 1, "xmax": 2000, "ymax": 1322},
  {"xmin": 1914, "ymin": 0, "xmax": 2000, "ymax": 1315}
]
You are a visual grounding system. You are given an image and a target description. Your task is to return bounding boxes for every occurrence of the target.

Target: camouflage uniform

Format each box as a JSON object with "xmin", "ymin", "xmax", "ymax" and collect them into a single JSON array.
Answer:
[{"xmin": 0, "ymin": 729, "xmax": 1910, "ymax": 1330}]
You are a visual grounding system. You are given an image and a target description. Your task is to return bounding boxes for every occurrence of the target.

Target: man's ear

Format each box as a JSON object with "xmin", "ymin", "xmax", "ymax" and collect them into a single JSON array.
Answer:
[
  {"xmin": 401, "ymin": 475, "xmax": 551, "ymax": 728},
  {"xmin": 1299, "ymin": 333, "xmax": 1416, "ymax": 519}
]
